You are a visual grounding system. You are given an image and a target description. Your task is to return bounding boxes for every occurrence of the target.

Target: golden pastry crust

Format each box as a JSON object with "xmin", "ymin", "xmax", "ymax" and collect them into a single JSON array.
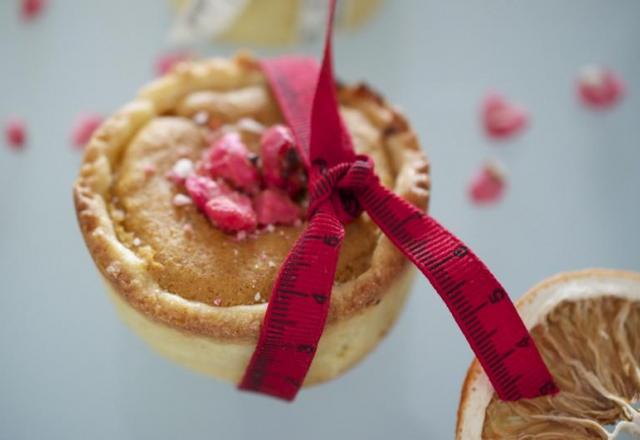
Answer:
[
  {"xmin": 74, "ymin": 52, "xmax": 429, "ymax": 343},
  {"xmin": 104, "ymin": 264, "xmax": 417, "ymax": 385}
]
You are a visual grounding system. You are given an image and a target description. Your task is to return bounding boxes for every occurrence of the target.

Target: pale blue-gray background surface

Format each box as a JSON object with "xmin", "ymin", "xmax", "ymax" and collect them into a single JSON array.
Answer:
[{"xmin": 1, "ymin": 1, "xmax": 639, "ymax": 439}]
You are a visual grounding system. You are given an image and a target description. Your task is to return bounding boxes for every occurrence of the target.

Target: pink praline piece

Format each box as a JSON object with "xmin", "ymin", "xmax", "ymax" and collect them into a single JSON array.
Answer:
[
  {"xmin": 21, "ymin": 0, "xmax": 46, "ymax": 21},
  {"xmin": 468, "ymin": 162, "xmax": 507, "ymax": 205},
  {"xmin": 577, "ymin": 65, "xmax": 625, "ymax": 109},
  {"xmin": 205, "ymin": 132, "xmax": 260, "ymax": 193},
  {"xmin": 71, "ymin": 113, "xmax": 103, "ymax": 149},
  {"xmin": 254, "ymin": 188, "xmax": 301, "ymax": 226},
  {"xmin": 5, "ymin": 118, "xmax": 27, "ymax": 150},
  {"xmin": 205, "ymin": 193, "xmax": 257, "ymax": 232},
  {"xmin": 481, "ymin": 93, "xmax": 528, "ymax": 139}
]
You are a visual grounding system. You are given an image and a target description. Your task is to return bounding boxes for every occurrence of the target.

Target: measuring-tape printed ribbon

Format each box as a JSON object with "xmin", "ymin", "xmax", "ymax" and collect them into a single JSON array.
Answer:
[{"xmin": 239, "ymin": 0, "xmax": 558, "ymax": 402}]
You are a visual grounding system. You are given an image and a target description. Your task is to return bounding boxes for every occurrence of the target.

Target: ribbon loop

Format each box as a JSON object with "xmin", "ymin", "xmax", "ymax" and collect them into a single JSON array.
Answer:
[
  {"xmin": 337, "ymin": 155, "xmax": 377, "ymax": 192},
  {"xmin": 308, "ymin": 155, "xmax": 375, "ymax": 223}
]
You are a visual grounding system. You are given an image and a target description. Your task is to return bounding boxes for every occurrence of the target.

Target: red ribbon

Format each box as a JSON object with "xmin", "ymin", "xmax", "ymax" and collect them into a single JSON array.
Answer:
[{"xmin": 239, "ymin": 0, "xmax": 558, "ymax": 402}]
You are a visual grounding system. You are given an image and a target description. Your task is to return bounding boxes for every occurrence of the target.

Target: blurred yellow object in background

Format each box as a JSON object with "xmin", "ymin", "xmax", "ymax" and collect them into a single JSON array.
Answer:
[
  {"xmin": 342, "ymin": 0, "xmax": 381, "ymax": 28},
  {"xmin": 218, "ymin": 0, "xmax": 300, "ymax": 46},
  {"xmin": 169, "ymin": 0, "xmax": 382, "ymax": 46}
]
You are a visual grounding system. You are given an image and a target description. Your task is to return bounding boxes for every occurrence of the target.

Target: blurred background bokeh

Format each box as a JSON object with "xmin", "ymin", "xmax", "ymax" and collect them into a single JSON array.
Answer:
[{"xmin": 1, "ymin": 1, "xmax": 639, "ymax": 439}]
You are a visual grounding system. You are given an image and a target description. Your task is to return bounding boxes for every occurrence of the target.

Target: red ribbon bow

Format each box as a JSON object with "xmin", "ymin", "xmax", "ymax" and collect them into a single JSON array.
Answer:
[{"xmin": 239, "ymin": 0, "xmax": 558, "ymax": 402}]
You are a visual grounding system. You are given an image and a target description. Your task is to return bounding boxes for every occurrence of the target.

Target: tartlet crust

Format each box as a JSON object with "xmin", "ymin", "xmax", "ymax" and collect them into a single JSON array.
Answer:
[{"xmin": 74, "ymin": 53, "xmax": 430, "ymax": 343}]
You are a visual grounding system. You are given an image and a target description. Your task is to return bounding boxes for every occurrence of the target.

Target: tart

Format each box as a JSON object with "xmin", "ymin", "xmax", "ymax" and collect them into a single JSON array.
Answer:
[{"xmin": 74, "ymin": 53, "xmax": 429, "ymax": 386}]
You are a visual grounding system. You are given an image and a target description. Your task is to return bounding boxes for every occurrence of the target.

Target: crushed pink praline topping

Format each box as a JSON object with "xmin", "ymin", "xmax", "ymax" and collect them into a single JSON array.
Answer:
[
  {"xmin": 261, "ymin": 125, "xmax": 295, "ymax": 187},
  {"xmin": 260, "ymin": 125, "xmax": 306, "ymax": 196},
  {"xmin": 577, "ymin": 65, "xmax": 625, "ymax": 109},
  {"xmin": 481, "ymin": 93, "xmax": 528, "ymax": 139},
  {"xmin": 71, "ymin": 113, "xmax": 103, "ymax": 149},
  {"xmin": 155, "ymin": 51, "xmax": 192, "ymax": 76},
  {"xmin": 184, "ymin": 174, "xmax": 224, "ymax": 210},
  {"xmin": 204, "ymin": 192, "xmax": 257, "ymax": 232},
  {"xmin": 204, "ymin": 133, "xmax": 260, "ymax": 193},
  {"xmin": 21, "ymin": 0, "xmax": 46, "ymax": 21},
  {"xmin": 468, "ymin": 162, "xmax": 506, "ymax": 205},
  {"xmin": 5, "ymin": 118, "xmax": 27, "ymax": 150},
  {"xmin": 185, "ymin": 174, "xmax": 257, "ymax": 232},
  {"xmin": 254, "ymin": 188, "xmax": 301, "ymax": 226},
  {"xmin": 169, "ymin": 123, "xmax": 306, "ymax": 235}
]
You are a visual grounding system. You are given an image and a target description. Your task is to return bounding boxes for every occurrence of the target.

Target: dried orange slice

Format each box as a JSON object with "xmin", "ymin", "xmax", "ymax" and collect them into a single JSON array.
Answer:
[{"xmin": 457, "ymin": 269, "xmax": 640, "ymax": 439}]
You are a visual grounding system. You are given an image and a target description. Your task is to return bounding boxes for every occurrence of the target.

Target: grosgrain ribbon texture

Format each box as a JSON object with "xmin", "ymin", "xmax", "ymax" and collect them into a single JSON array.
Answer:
[{"xmin": 238, "ymin": 0, "xmax": 558, "ymax": 402}]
